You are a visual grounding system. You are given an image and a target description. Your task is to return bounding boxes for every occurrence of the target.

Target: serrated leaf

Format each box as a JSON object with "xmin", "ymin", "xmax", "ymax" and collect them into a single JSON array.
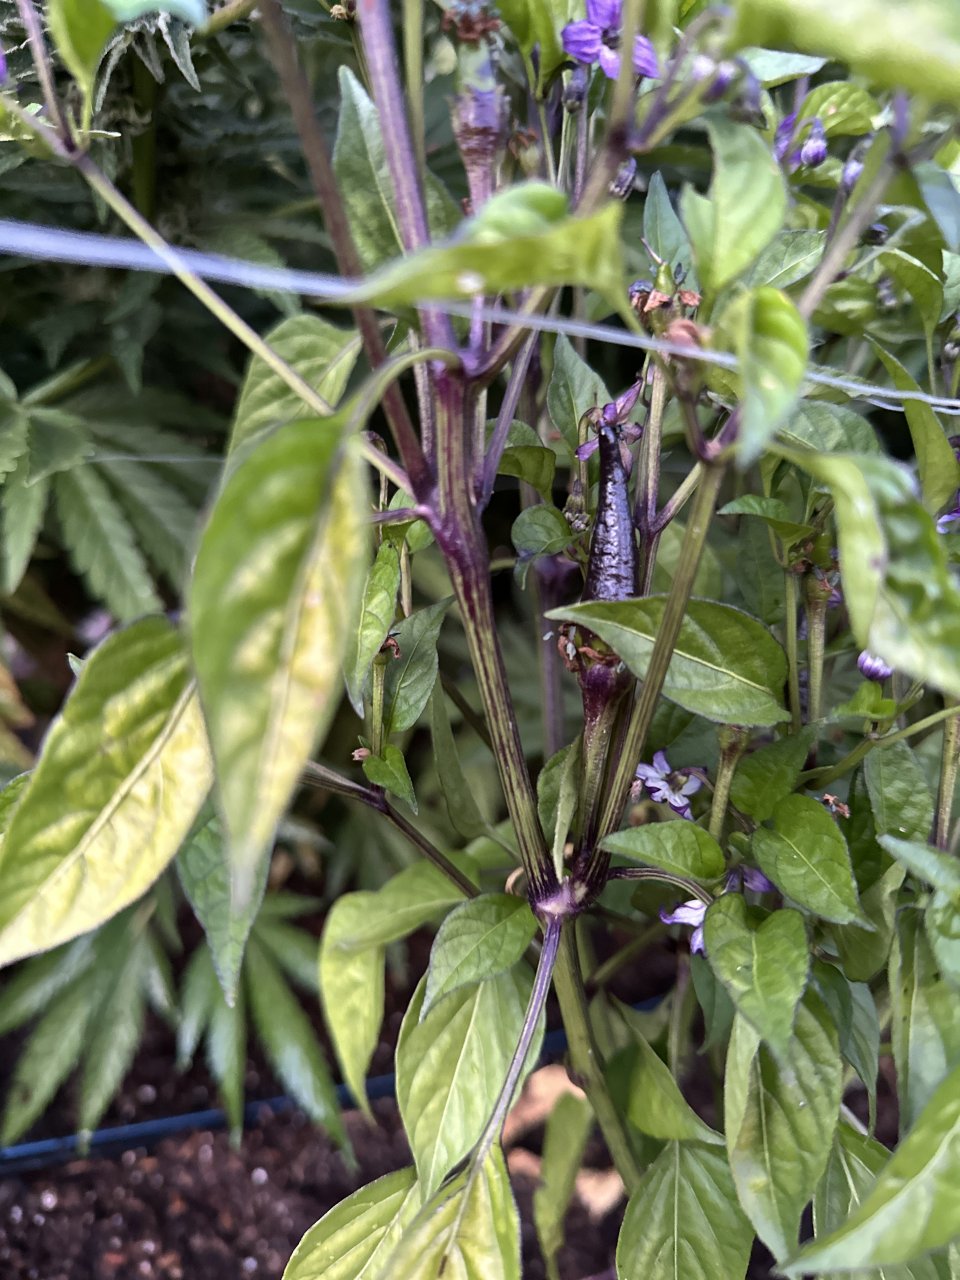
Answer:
[
  {"xmin": 283, "ymin": 1167, "xmax": 421, "ymax": 1280},
  {"xmin": 0, "ymin": 453, "xmax": 47, "ymax": 594},
  {"xmin": 362, "ymin": 744, "xmax": 417, "ymax": 812},
  {"xmin": 253, "ymin": 918, "xmax": 318, "ymax": 995},
  {"xmin": 98, "ymin": 458, "xmax": 198, "ymax": 587},
  {"xmin": 396, "ymin": 970, "xmax": 541, "ymax": 1200},
  {"xmin": 548, "ymin": 598, "xmax": 789, "ymax": 726},
  {"xmin": 382, "ymin": 600, "xmax": 450, "ymax": 735},
  {"xmin": 106, "ymin": 0, "xmax": 205, "ymax": 23},
  {"xmin": 177, "ymin": 818, "xmax": 268, "ymax": 1006},
  {"xmin": 379, "ymin": 1146, "xmax": 520, "ymax": 1280},
  {"xmin": 703, "ymin": 896, "xmax": 809, "ymax": 1057},
  {"xmin": 230, "ymin": 315, "xmax": 360, "ymax": 454},
  {"xmin": 344, "ymin": 542, "xmax": 400, "ymax": 715},
  {"xmin": 0, "ymin": 618, "xmax": 212, "ymax": 968},
  {"xmin": 54, "ymin": 467, "xmax": 162, "ymax": 621},
  {"xmin": 423, "ymin": 895, "xmax": 537, "ymax": 1016},
  {"xmin": 616, "ymin": 1142, "xmax": 753, "ymax": 1280},
  {"xmin": 0, "ymin": 934, "xmax": 96, "ymax": 1036},
  {"xmin": 725, "ymin": 994, "xmax": 842, "ymax": 1260},
  {"xmin": 753, "ymin": 793, "xmax": 865, "ymax": 924},
  {"xmin": 246, "ymin": 936, "xmax": 345, "ymax": 1146},
  {"xmin": 602, "ymin": 822, "xmax": 726, "ymax": 882},
  {"xmin": 190, "ymin": 414, "xmax": 368, "ymax": 911}
]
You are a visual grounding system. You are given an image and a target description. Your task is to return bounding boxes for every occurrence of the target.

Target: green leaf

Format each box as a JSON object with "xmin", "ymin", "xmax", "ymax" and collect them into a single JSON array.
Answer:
[
  {"xmin": 177, "ymin": 943, "xmax": 217, "ymax": 1070},
  {"xmin": 48, "ymin": 0, "xmax": 116, "ymax": 105},
  {"xmin": 0, "ymin": 454, "xmax": 48, "ymax": 593},
  {"xmin": 535, "ymin": 738, "xmax": 580, "ymax": 880},
  {"xmin": 714, "ymin": 286, "xmax": 809, "ymax": 464},
  {"xmin": 616, "ymin": 1142, "xmax": 754, "ymax": 1280},
  {"xmin": 98, "ymin": 458, "xmax": 198, "ymax": 588},
  {"xmin": 680, "ymin": 118, "xmax": 787, "ymax": 295},
  {"xmin": 752, "ymin": 793, "xmax": 864, "ymax": 924},
  {"xmin": 344, "ymin": 542, "xmax": 401, "ymax": 715},
  {"xmin": 623, "ymin": 1029, "xmax": 724, "ymax": 1144},
  {"xmin": 879, "ymin": 835, "xmax": 960, "ymax": 895},
  {"xmin": 206, "ymin": 977, "xmax": 246, "ymax": 1142},
  {"xmin": 245, "ymin": 936, "xmax": 345, "ymax": 1145},
  {"xmin": 547, "ymin": 597, "xmax": 789, "ymax": 726},
  {"xmin": 916, "ymin": 161, "xmax": 960, "ymax": 254},
  {"xmin": 725, "ymin": 994, "xmax": 842, "ymax": 1260},
  {"xmin": 602, "ymin": 822, "xmax": 726, "ymax": 882},
  {"xmin": 872, "ymin": 346, "xmax": 958, "ymax": 514},
  {"xmin": 423, "ymin": 895, "xmax": 538, "ymax": 1017},
  {"xmin": 380, "ymin": 1147, "xmax": 520, "ymax": 1280},
  {"xmin": 230, "ymin": 315, "xmax": 360, "ymax": 454},
  {"xmin": 644, "ymin": 171, "xmax": 694, "ymax": 278},
  {"xmin": 797, "ymin": 81, "xmax": 878, "ymax": 136},
  {"xmin": 786, "ymin": 1057, "xmax": 960, "ymax": 1274},
  {"xmin": 254, "ymin": 918, "xmax": 319, "ymax": 995},
  {"xmin": 428, "ymin": 684, "xmax": 487, "ymax": 840},
  {"xmin": 177, "ymin": 818, "xmax": 268, "ymax": 1006},
  {"xmin": 691, "ymin": 951, "xmax": 736, "ymax": 1052},
  {"xmin": 343, "ymin": 195, "xmax": 628, "ymax": 317},
  {"xmin": 534, "ymin": 1092, "xmax": 593, "ymax": 1276},
  {"xmin": 0, "ymin": 619, "xmax": 211, "ymax": 968},
  {"xmin": 396, "ymin": 970, "xmax": 541, "ymax": 1200},
  {"xmin": 495, "ymin": 422, "xmax": 557, "ymax": 499},
  {"xmin": 740, "ymin": 46, "xmax": 828, "ymax": 84},
  {"xmin": 812, "ymin": 961, "xmax": 880, "ymax": 1127},
  {"xmin": 319, "ymin": 899, "xmax": 385, "ymax": 1121},
  {"xmin": 731, "ymin": 0, "xmax": 960, "ymax": 109},
  {"xmin": 105, "ymin": 0, "xmax": 205, "ymax": 22},
  {"xmin": 880, "ymin": 252, "xmax": 945, "ymax": 340},
  {"xmin": 812, "ymin": 1123, "xmax": 948, "ymax": 1280},
  {"xmin": 382, "ymin": 600, "xmax": 450, "ymax": 735},
  {"xmin": 778, "ymin": 401, "xmax": 879, "ymax": 454},
  {"xmin": 926, "ymin": 892, "xmax": 960, "ymax": 991},
  {"xmin": 0, "ymin": 935, "xmax": 96, "ymax": 1037},
  {"xmin": 54, "ymin": 467, "xmax": 163, "ymax": 621},
  {"xmin": 703, "ymin": 896, "xmax": 808, "ymax": 1056},
  {"xmin": 511, "ymin": 505, "xmax": 571, "ymax": 559},
  {"xmin": 495, "ymin": 0, "xmax": 566, "ymax": 89},
  {"xmin": 190, "ymin": 415, "xmax": 368, "ymax": 910},
  {"xmin": 865, "ymin": 741, "xmax": 935, "ymax": 841},
  {"xmin": 743, "ymin": 229, "xmax": 826, "ymax": 290},
  {"xmin": 834, "ymin": 861, "xmax": 904, "ymax": 982},
  {"xmin": 323, "ymin": 861, "xmax": 475, "ymax": 953},
  {"xmin": 333, "ymin": 68, "xmax": 459, "ymax": 272},
  {"xmin": 283, "ymin": 1168, "xmax": 421, "ymax": 1280},
  {"xmin": 729, "ymin": 729, "xmax": 814, "ymax": 822},
  {"xmin": 362, "ymin": 745, "xmax": 418, "ymax": 812},
  {"xmin": 890, "ymin": 908, "xmax": 960, "ymax": 1132},
  {"xmin": 547, "ymin": 334, "xmax": 609, "ymax": 454}
]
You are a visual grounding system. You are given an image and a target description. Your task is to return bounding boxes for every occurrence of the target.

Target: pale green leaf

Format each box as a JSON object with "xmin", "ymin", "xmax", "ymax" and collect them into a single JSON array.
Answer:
[
  {"xmin": 534, "ymin": 1093, "xmax": 593, "ymax": 1275},
  {"xmin": 344, "ymin": 542, "xmax": 400, "ymax": 715},
  {"xmin": 423, "ymin": 895, "xmax": 537, "ymax": 1016},
  {"xmin": 872, "ymin": 346, "xmax": 958, "ymax": 514},
  {"xmin": 623, "ymin": 1029, "xmax": 723, "ymax": 1144},
  {"xmin": 547, "ymin": 334, "xmax": 609, "ymax": 454},
  {"xmin": 48, "ymin": 0, "xmax": 116, "ymax": 102},
  {"xmin": 865, "ymin": 741, "xmax": 935, "ymax": 841},
  {"xmin": 206, "ymin": 977, "xmax": 246, "ymax": 1142},
  {"xmin": 0, "ymin": 453, "xmax": 48, "ymax": 593},
  {"xmin": 428, "ymin": 683, "xmax": 488, "ymax": 841},
  {"xmin": 319, "ymin": 898, "xmax": 385, "ymax": 1121}
]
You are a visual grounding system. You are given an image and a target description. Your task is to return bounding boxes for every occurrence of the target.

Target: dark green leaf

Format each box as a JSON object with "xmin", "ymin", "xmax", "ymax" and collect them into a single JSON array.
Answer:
[
  {"xmin": 752, "ymin": 793, "xmax": 865, "ymax": 924},
  {"xmin": 511, "ymin": 505, "xmax": 571, "ymax": 559},
  {"xmin": 643, "ymin": 171, "xmax": 694, "ymax": 278},
  {"xmin": 548, "ymin": 597, "xmax": 789, "ymax": 726},
  {"xmin": 729, "ymin": 729, "xmax": 814, "ymax": 822},
  {"xmin": 547, "ymin": 334, "xmax": 609, "ymax": 454},
  {"xmin": 622, "ymin": 1029, "xmax": 723, "ymax": 1144},
  {"xmin": 691, "ymin": 951, "xmax": 736, "ymax": 1052},
  {"xmin": 0, "ymin": 454, "xmax": 48, "ymax": 593},
  {"xmin": 362, "ymin": 744, "xmax": 417, "ymax": 812},
  {"xmin": 865, "ymin": 741, "xmax": 934, "ymax": 841},
  {"xmin": 424, "ymin": 895, "xmax": 536, "ymax": 1016},
  {"xmin": 344, "ymin": 542, "xmax": 401, "ymax": 715},
  {"xmin": 703, "ymin": 895, "xmax": 809, "ymax": 1056},
  {"xmin": 428, "ymin": 683, "xmax": 488, "ymax": 840},
  {"xmin": 602, "ymin": 822, "xmax": 726, "ymax": 882},
  {"xmin": 383, "ymin": 600, "xmax": 450, "ymax": 735}
]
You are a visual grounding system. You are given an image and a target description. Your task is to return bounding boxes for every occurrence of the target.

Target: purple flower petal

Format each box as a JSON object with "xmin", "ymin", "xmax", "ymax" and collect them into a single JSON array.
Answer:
[
  {"xmin": 858, "ymin": 650, "xmax": 894, "ymax": 682},
  {"xmin": 634, "ymin": 763, "xmax": 662, "ymax": 786},
  {"xmin": 562, "ymin": 20, "xmax": 602, "ymax": 64},
  {"xmin": 690, "ymin": 924, "xmax": 705, "ymax": 955},
  {"xmin": 741, "ymin": 866, "xmax": 776, "ymax": 894},
  {"xmin": 597, "ymin": 43, "xmax": 621, "ymax": 79},
  {"xmin": 938, "ymin": 509, "xmax": 960, "ymax": 533},
  {"xmin": 631, "ymin": 34, "xmax": 659, "ymax": 78},
  {"xmin": 666, "ymin": 799, "xmax": 694, "ymax": 819},
  {"xmin": 587, "ymin": 0, "xmax": 621, "ymax": 28},
  {"xmin": 660, "ymin": 899, "xmax": 707, "ymax": 929},
  {"xmin": 677, "ymin": 774, "xmax": 702, "ymax": 798},
  {"xmin": 651, "ymin": 750, "xmax": 671, "ymax": 776},
  {"xmin": 575, "ymin": 437, "xmax": 600, "ymax": 461},
  {"xmin": 774, "ymin": 112, "xmax": 797, "ymax": 163}
]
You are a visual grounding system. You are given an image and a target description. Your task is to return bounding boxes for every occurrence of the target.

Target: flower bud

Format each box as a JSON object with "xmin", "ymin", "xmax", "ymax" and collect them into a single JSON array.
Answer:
[
  {"xmin": 610, "ymin": 157, "xmax": 637, "ymax": 201},
  {"xmin": 563, "ymin": 65, "xmax": 588, "ymax": 113},
  {"xmin": 799, "ymin": 117, "xmax": 828, "ymax": 168},
  {"xmin": 857, "ymin": 650, "xmax": 894, "ymax": 682},
  {"xmin": 841, "ymin": 155, "xmax": 864, "ymax": 192}
]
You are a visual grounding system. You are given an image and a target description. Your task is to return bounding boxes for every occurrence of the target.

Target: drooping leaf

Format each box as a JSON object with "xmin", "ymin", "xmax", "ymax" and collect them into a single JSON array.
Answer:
[
  {"xmin": 548, "ymin": 597, "xmax": 789, "ymax": 726},
  {"xmin": 47, "ymin": 0, "xmax": 116, "ymax": 105},
  {"xmin": 396, "ymin": 970, "xmax": 541, "ymax": 1200},
  {"xmin": 681, "ymin": 118, "xmax": 787, "ymax": 295},
  {"xmin": 177, "ymin": 818, "xmax": 268, "ymax": 1006},
  {"xmin": 423, "ymin": 895, "xmax": 538, "ymax": 1016},
  {"xmin": 283, "ymin": 1167, "xmax": 421, "ymax": 1280},
  {"xmin": 879, "ymin": 835, "xmax": 960, "ymax": 895},
  {"xmin": 177, "ymin": 943, "xmax": 218, "ymax": 1071},
  {"xmin": 0, "ymin": 618, "xmax": 211, "ymax": 968},
  {"xmin": 380, "ymin": 1146, "xmax": 520, "ymax": 1280},
  {"xmin": 230, "ymin": 315, "xmax": 361, "ymax": 454},
  {"xmin": 382, "ymin": 600, "xmax": 450, "ymax": 735},
  {"xmin": 344, "ymin": 542, "xmax": 401, "ymax": 715},
  {"xmin": 725, "ymin": 994, "xmax": 842, "ymax": 1260},
  {"xmin": 616, "ymin": 1142, "xmax": 753, "ymax": 1280},
  {"xmin": 703, "ymin": 895, "xmax": 809, "ymax": 1057},
  {"xmin": 190, "ymin": 414, "xmax": 368, "ymax": 911},
  {"xmin": 602, "ymin": 822, "xmax": 726, "ymax": 882},
  {"xmin": 362, "ymin": 745, "xmax": 418, "ymax": 812},
  {"xmin": 622, "ymin": 1029, "xmax": 724, "ymax": 1144},
  {"xmin": 752, "ymin": 793, "xmax": 865, "ymax": 924},
  {"xmin": 206, "ymin": 976, "xmax": 246, "ymax": 1143}
]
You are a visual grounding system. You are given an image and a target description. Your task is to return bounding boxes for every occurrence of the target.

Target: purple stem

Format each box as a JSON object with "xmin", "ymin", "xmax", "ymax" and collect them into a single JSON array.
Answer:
[{"xmin": 480, "ymin": 330, "xmax": 537, "ymax": 505}]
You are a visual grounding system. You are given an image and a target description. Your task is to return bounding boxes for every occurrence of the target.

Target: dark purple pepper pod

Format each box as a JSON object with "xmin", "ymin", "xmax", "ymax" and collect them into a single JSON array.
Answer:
[{"xmin": 583, "ymin": 423, "xmax": 638, "ymax": 602}]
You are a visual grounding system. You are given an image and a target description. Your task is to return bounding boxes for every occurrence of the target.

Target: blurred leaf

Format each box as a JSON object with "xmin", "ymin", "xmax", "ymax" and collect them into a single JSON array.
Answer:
[
  {"xmin": 703, "ymin": 896, "xmax": 809, "ymax": 1057},
  {"xmin": 915, "ymin": 161, "xmax": 960, "ymax": 254},
  {"xmin": 534, "ymin": 1092, "xmax": 593, "ymax": 1277},
  {"xmin": 865, "ymin": 740, "xmax": 935, "ymax": 841},
  {"xmin": 246, "ymin": 937, "xmax": 345, "ymax": 1146},
  {"xmin": 48, "ymin": 0, "xmax": 115, "ymax": 105},
  {"xmin": 382, "ymin": 600, "xmax": 450, "ymax": 735},
  {"xmin": 362, "ymin": 744, "xmax": 417, "ymax": 812},
  {"xmin": 725, "ymin": 994, "xmax": 841, "ymax": 1260},
  {"xmin": 206, "ymin": 977, "xmax": 246, "ymax": 1143},
  {"xmin": 230, "ymin": 315, "xmax": 361, "ymax": 454},
  {"xmin": 383, "ymin": 1146, "xmax": 520, "ymax": 1280},
  {"xmin": 0, "ymin": 454, "xmax": 47, "ymax": 594},
  {"xmin": 778, "ymin": 401, "xmax": 878, "ymax": 454},
  {"xmin": 616, "ymin": 1142, "xmax": 753, "ymax": 1280},
  {"xmin": 344, "ymin": 542, "xmax": 400, "ymax": 716},
  {"xmin": 602, "ymin": 822, "xmax": 726, "ymax": 882},
  {"xmin": 872, "ymin": 345, "xmax": 958, "ymax": 514},
  {"xmin": 177, "ymin": 943, "xmax": 217, "ymax": 1070},
  {"xmin": 548, "ymin": 597, "xmax": 789, "ymax": 726},
  {"xmin": 283, "ymin": 1167, "xmax": 420, "ymax": 1280},
  {"xmin": 743, "ymin": 229, "xmax": 825, "ymax": 290},
  {"xmin": 0, "ymin": 935, "xmax": 96, "ymax": 1036},
  {"xmin": 396, "ymin": 970, "xmax": 541, "ymax": 1200},
  {"xmin": 177, "ymin": 818, "xmax": 268, "ymax": 1006},
  {"xmin": 681, "ymin": 119, "xmax": 786, "ymax": 294},
  {"xmin": 644, "ymin": 170, "xmax": 694, "ymax": 278},
  {"xmin": 796, "ymin": 81, "xmax": 877, "ymax": 135},
  {"xmin": 752, "ymin": 794, "xmax": 864, "ymax": 924},
  {"xmin": 423, "ymin": 895, "xmax": 537, "ymax": 1016},
  {"xmin": 190, "ymin": 414, "xmax": 368, "ymax": 911},
  {"xmin": 496, "ymin": 0, "xmax": 566, "ymax": 89},
  {"xmin": 0, "ymin": 619, "xmax": 211, "ymax": 968},
  {"xmin": 105, "ymin": 0, "xmax": 205, "ymax": 21},
  {"xmin": 879, "ymin": 835, "xmax": 960, "ymax": 894},
  {"xmin": 495, "ymin": 421, "xmax": 557, "ymax": 499}
]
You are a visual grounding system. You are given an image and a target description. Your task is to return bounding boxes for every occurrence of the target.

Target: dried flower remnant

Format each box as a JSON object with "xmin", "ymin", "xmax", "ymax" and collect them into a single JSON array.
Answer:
[
  {"xmin": 562, "ymin": 0, "xmax": 659, "ymax": 81},
  {"xmin": 633, "ymin": 750, "xmax": 703, "ymax": 819}
]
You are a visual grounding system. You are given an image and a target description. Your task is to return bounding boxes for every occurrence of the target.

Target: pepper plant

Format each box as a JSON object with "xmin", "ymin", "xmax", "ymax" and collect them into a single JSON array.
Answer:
[{"xmin": 4, "ymin": 0, "xmax": 960, "ymax": 1277}]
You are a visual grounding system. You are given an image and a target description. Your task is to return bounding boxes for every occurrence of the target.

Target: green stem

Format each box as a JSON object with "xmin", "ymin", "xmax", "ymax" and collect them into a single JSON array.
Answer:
[
  {"xmin": 402, "ymin": 0, "xmax": 426, "ymax": 186},
  {"xmin": 805, "ymin": 581, "xmax": 829, "ymax": 727},
  {"xmin": 802, "ymin": 702, "xmax": 960, "ymax": 788},
  {"xmin": 595, "ymin": 461, "xmax": 726, "ymax": 845},
  {"xmin": 710, "ymin": 727, "xmax": 747, "ymax": 842},
  {"xmin": 637, "ymin": 364, "xmax": 668, "ymax": 594},
  {"xmin": 586, "ymin": 921, "xmax": 667, "ymax": 993},
  {"xmin": 552, "ymin": 924, "xmax": 643, "ymax": 1192},
  {"xmin": 130, "ymin": 57, "xmax": 158, "ymax": 221},
  {"xmin": 935, "ymin": 701, "xmax": 959, "ymax": 850},
  {"xmin": 202, "ymin": 0, "xmax": 259, "ymax": 35},
  {"xmin": 784, "ymin": 573, "xmax": 803, "ymax": 733}
]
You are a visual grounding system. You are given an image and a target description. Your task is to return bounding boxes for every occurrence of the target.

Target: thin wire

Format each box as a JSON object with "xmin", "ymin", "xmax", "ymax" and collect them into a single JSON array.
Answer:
[{"xmin": 1, "ymin": 217, "xmax": 958, "ymax": 416}]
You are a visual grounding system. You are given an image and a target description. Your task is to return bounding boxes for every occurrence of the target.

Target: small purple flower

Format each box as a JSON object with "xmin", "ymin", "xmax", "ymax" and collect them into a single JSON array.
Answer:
[
  {"xmin": 562, "ymin": 0, "xmax": 659, "ymax": 81},
  {"xmin": 634, "ymin": 750, "xmax": 702, "ymax": 819},
  {"xmin": 858, "ymin": 650, "xmax": 894, "ymax": 682},
  {"xmin": 775, "ymin": 113, "xmax": 828, "ymax": 173},
  {"xmin": 939, "ymin": 508, "xmax": 960, "ymax": 533},
  {"xmin": 773, "ymin": 112, "xmax": 798, "ymax": 164},
  {"xmin": 726, "ymin": 866, "xmax": 776, "ymax": 894},
  {"xmin": 841, "ymin": 155, "xmax": 864, "ymax": 192},
  {"xmin": 659, "ymin": 899, "xmax": 706, "ymax": 954},
  {"xmin": 799, "ymin": 118, "xmax": 828, "ymax": 168}
]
